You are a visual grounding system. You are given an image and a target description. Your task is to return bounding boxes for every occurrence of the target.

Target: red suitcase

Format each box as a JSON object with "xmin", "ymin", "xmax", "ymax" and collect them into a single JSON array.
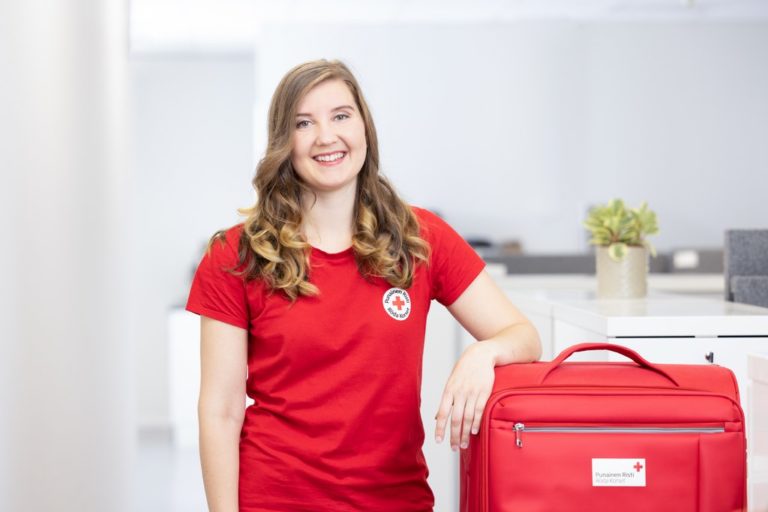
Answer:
[{"xmin": 460, "ymin": 343, "xmax": 747, "ymax": 512}]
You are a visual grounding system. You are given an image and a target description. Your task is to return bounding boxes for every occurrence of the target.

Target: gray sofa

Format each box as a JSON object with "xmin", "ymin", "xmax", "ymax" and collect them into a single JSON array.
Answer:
[{"xmin": 725, "ymin": 230, "xmax": 768, "ymax": 308}]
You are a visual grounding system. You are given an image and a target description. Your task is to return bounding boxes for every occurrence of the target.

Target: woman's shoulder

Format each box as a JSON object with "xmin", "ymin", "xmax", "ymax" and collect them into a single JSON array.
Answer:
[
  {"xmin": 409, "ymin": 205, "xmax": 429, "ymax": 217},
  {"xmin": 205, "ymin": 222, "xmax": 246, "ymax": 262},
  {"xmin": 409, "ymin": 205, "xmax": 451, "ymax": 236},
  {"xmin": 409, "ymin": 205, "xmax": 441, "ymax": 225},
  {"xmin": 223, "ymin": 222, "xmax": 245, "ymax": 246},
  {"xmin": 408, "ymin": 205, "xmax": 476, "ymax": 257}
]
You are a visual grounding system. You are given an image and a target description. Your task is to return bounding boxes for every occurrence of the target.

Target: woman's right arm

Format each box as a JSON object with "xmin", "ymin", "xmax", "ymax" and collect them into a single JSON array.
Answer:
[{"xmin": 198, "ymin": 316, "xmax": 248, "ymax": 512}]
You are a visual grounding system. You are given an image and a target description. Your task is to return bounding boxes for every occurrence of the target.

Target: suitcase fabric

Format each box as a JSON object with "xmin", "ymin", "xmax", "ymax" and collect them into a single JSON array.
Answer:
[{"xmin": 460, "ymin": 343, "xmax": 747, "ymax": 512}]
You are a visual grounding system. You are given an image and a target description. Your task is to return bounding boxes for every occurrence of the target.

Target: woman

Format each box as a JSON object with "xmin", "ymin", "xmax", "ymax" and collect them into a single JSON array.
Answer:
[{"xmin": 186, "ymin": 59, "xmax": 541, "ymax": 512}]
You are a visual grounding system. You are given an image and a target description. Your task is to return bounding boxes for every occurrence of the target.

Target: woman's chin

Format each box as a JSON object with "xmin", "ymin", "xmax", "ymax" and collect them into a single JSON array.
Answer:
[{"xmin": 305, "ymin": 175, "xmax": 360, "ymax": 195}]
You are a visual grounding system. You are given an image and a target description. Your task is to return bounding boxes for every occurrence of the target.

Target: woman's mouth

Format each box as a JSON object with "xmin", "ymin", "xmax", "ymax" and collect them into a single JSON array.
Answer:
[{"xmin": 313, "ymin": 151, "xmax": 347, "ymax": 166}]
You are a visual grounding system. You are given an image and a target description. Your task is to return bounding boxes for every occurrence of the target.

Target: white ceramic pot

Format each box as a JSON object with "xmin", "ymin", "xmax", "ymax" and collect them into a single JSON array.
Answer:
[{"xmin": 596, "ymin": 246, "xmax": 648, "ymax": 299}]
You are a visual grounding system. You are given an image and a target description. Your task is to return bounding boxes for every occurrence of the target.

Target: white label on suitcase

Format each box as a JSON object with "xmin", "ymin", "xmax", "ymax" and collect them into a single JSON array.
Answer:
[{"xmin": 592, "ymin": 459, "xmax": 646, "ymax": 487}]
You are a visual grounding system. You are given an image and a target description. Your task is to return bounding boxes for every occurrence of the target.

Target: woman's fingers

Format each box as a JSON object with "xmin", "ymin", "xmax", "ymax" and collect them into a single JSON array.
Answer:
[
  {"xmin": 450, "ymin": 393, "xmax": 467, "ymax": 450},
  {"xmin": 436, "ymin": 387, "xmax": 491, "ymax": 449},
  {"xmin": 434, "ymin": 389, "xmax": 454, "ymax": 443},
  {"xmin": 460, "ymin": 393, "xmax": 478, "ymax": 449},
  {"xmin": 436, "ymin": 346, "xmax": 496, "ymax": 450},
  {"xmin": 470, "ymin": 390, "xmax": 490, "ymax": 436}
]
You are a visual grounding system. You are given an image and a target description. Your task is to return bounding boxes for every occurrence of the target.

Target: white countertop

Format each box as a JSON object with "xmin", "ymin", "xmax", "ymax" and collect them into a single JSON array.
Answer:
[
  {"xmin": 501, "ymin": 286, "xmax": 768, "ymax": 338},
  {"xmin": 494, "ymin": 272, "xmax": 725, "ymax": 294},
  {"xmin": 553, "ymin": 294, "xmax": 768, "ymax": 337}
]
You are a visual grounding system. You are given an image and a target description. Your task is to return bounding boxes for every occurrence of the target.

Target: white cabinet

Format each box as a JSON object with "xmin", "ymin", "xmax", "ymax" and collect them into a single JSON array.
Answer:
[
  {"xmin": 526, "ymin": 310, "xmax": 554, "ymax": 360},
  {"xmin": 552, "ymin": 318, "xmax": 606, "ymax": 358},
  {"xmin": 422, "ymin": 303, "xmax": 461, "ymax": 512},
  {"xmin": 749, "ymin": 353, "xmax": 768, "ymax": 511}
]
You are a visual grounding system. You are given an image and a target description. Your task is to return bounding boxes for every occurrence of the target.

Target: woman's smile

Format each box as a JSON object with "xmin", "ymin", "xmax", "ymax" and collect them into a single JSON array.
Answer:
[{"xmin": 313, "ymin": 151, "xmax": 347, "ymax": 166}]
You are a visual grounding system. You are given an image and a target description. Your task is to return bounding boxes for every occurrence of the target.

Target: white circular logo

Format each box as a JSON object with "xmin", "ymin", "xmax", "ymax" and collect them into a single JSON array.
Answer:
[{"xmin": 382, "ymin": 288, "xmax": 411, "ymax": 321}]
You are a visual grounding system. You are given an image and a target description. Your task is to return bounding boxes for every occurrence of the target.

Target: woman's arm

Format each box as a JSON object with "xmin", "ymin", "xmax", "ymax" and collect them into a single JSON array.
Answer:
[
  {"xmin": 198, "ymin": 316, "xmax": 248, "ymax": 512},
  {"xmin": 447, "ymin": 271, "xmax": 541, "ymax": 364},
  {"xmin": 435, "ymin": 271, "xmax": 541, "ymax": 451}
]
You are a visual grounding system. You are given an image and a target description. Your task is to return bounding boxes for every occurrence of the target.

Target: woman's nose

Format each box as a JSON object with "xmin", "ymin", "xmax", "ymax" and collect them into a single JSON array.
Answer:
[{"xmin": 315, "ymin": 121, "xmax": 338, "ymax": 145}]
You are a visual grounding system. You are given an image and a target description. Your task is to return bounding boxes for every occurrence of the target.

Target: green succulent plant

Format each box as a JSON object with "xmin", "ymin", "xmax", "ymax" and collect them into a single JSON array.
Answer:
[{"xmin": 583, "ymin": 199, "xmax": 659, "ymax": 262}]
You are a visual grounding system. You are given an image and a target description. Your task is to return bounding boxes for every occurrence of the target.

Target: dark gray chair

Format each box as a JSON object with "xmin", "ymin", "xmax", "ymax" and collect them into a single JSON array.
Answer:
[{"xmin": 724, "ymin": 229, "xmax": 768, "ymax": 308}]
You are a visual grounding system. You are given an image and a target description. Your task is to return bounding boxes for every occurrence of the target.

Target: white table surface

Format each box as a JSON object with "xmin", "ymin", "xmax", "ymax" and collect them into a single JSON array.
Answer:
[
  {"xmin": 504, "ymin": 289, "xmax": 768, "ymax": 337},
  {"xmin": 496, "ymin": 272, "xmax": 725, "ymax": 294}
]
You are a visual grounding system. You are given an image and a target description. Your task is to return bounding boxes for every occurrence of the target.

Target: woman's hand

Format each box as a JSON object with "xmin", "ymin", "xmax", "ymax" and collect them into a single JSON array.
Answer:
[
  {"xmin": 434, "ymin": 341, "xmax": 497, "ymax": 451},
  {"xmin": 434, "ymin": 270, "xmax": 541, "ymax": 450}
]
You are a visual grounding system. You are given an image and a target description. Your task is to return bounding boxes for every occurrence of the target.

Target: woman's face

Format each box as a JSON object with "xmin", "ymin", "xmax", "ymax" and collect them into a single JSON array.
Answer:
[{"xmin": 290, "ymin": 79, "xmax": 367, "ymax": 196}]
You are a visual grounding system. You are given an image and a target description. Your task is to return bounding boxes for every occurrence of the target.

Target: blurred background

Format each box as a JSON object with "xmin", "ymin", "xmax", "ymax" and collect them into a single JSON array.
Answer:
[{"xmin": 2, "ymin": 0, "xmax": 768, "ymax": 511}]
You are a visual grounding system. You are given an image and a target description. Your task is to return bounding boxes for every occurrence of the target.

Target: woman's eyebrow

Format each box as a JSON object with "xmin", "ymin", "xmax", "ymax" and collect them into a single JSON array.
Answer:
[{"xmin": 295, "ymin": 105, "xmax": 354, "ymax": 117}]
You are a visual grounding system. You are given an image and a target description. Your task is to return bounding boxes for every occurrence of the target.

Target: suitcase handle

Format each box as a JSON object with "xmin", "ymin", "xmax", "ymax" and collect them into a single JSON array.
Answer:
[{"xmin": 541, "ymin": 343, "xmax": 680, "ymax": 387}]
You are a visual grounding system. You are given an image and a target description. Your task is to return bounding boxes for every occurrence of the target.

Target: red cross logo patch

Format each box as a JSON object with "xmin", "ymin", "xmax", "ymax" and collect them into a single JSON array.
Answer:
[{"xmin": 382, "ymin": 288, "xmax": 411, "ymax": 321}]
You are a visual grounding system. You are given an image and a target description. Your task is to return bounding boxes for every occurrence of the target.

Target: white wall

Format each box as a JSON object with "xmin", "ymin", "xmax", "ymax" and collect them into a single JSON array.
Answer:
[
  {"xmin": 582, "ymin": 21, "xmax": 768, "ymax": 249},
  {"xmin": 130, "ymin": 55, "xmax": 255, "ymax": 427}
]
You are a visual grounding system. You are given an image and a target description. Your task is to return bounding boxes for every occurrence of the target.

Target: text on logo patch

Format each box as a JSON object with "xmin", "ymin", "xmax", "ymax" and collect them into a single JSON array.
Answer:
[{"xmin": 592, "ymin": 458, "xmax": 646, "ymax": 487}]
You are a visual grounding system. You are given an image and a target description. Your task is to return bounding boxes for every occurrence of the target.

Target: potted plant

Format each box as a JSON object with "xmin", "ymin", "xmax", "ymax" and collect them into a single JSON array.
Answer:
[{"xmin": 583, "ymin": 199, "xmax": 659, "ymax": 298}]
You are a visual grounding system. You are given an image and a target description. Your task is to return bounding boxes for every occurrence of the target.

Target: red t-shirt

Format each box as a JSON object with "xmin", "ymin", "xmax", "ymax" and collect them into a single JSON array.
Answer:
[{"xmin": 186, "ymin": 206, "xmax": 485, "ymax": 512}]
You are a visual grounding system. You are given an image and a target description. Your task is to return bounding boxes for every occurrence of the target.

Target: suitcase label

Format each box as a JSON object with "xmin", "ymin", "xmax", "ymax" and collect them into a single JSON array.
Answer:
[{"xmin": 592, "ymin": 459, "xmax": 646, "ymax": 487}]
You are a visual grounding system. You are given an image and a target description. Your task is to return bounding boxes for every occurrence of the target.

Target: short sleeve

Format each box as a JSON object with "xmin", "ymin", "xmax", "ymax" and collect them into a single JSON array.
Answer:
[
  {"xmin": 413, "ymin": 207, "xmax": 486, "ymax": 307},
  {"xmin": 185, "ymin": 225, "xmax": 249, "ymax": 329}
]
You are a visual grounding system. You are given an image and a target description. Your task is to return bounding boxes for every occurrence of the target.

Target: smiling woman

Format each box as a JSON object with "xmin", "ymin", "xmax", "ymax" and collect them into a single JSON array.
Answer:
[{"xmin": 185, "ymin": 58, "xmax": 541, "ymax": 512}]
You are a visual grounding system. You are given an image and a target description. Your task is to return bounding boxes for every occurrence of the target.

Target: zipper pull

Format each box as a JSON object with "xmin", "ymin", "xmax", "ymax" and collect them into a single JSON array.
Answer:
[{"xmin": 514, "ymin": 422, "xmax": 525, "ymax": 448}]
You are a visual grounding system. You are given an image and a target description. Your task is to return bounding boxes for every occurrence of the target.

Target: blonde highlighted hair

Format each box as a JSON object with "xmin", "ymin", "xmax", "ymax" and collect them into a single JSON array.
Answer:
[{"xmin": 207, "ymin": 59, "xmax": 429, "ymax": 300}]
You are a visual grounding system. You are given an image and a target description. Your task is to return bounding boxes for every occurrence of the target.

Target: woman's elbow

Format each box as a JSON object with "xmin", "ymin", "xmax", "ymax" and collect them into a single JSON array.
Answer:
[{"xmin": 526, "ymin": 321, "xmax": 543, "ymax": 362}]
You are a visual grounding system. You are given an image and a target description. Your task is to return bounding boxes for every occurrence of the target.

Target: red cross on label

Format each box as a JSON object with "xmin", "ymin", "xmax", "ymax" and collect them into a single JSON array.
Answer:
[
  {"xmin": 382, "ymin": 288, "xmax": 411, "ymax": 321},
  {"xmin": 634, "ymin": 462, "xmax": 644, "ymax": 472}
]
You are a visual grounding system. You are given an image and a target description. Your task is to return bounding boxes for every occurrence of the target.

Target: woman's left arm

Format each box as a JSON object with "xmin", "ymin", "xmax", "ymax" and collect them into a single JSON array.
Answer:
[{"xmin": 434, "ymin": 270, "xmax": 541, "ymax": 451}]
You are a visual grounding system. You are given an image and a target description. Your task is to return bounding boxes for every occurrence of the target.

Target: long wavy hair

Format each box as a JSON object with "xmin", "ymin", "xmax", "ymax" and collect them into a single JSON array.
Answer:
[{"xmin": 207, "ymin": 59, "xmax": 430, "ymax": 301}]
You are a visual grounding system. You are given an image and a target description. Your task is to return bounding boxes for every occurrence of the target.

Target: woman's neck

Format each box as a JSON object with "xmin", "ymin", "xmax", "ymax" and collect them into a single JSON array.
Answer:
[{"xmin": 300, "ymin": 182, "xmax": 356, "ymax": 252}]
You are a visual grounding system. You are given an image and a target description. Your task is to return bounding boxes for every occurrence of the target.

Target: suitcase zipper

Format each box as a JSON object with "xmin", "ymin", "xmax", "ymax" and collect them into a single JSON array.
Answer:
[{"xmin": 512, "ymin": 422, "xmax": 725, "ymax": 448}]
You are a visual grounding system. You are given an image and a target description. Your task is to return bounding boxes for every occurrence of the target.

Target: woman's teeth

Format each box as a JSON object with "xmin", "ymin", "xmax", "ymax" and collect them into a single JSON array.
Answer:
[{"xmin": 314, "ymin": 152, "xmax": 345, "ymax": 162}]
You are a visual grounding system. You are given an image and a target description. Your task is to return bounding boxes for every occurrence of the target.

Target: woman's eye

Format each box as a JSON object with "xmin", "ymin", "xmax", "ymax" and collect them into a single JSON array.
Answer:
[
  {"xmin": 296, "ymin": 120, "xmax": 310, "ymax": 129},
  {"xmin": 335, "ymin": 113, "xmax": 349, "ymax": 121}
]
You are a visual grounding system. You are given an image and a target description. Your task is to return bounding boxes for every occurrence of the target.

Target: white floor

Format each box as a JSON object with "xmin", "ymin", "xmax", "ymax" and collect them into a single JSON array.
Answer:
[{"xmin": 135, "ymin": 429, "xmax": 208, "ymax": 512}]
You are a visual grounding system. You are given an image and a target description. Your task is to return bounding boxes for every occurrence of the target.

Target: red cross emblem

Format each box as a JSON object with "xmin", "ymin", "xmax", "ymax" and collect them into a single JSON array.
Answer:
[
  {"xmin": 382, "ymin": 288, "xmax": 411, "ymax": 321},
  {"xmin": 634, "ymin": 462, "xmax": 644, "ymax": 472}
]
